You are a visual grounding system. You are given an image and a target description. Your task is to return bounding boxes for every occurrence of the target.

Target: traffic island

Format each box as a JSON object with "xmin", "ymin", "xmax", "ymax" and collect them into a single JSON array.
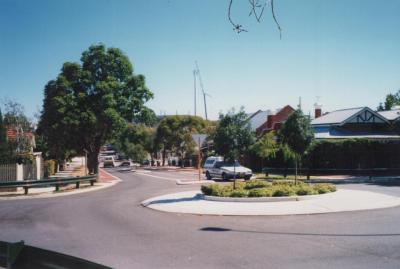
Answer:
[{"xmin": 141, "ymin": 189, "xmax": 400, "ymax": 216}]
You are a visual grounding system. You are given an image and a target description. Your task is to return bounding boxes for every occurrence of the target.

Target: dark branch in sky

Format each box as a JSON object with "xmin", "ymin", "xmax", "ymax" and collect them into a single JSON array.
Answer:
[{"xmin": 228, "ymin": 0, "xmax": 282, "ymax": 38}]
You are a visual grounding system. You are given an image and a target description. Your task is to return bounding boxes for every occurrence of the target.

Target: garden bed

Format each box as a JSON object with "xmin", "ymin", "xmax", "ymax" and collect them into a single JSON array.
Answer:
[{"xmin": 201, "ymin": 180, "xmax": 336, "ymax": 199}]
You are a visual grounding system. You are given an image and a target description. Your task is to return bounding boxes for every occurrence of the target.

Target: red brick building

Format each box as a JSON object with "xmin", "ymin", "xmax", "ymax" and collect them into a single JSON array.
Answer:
[{"xmin": 255, "ymin": 105, "xmax": 295, "ymax": 137}]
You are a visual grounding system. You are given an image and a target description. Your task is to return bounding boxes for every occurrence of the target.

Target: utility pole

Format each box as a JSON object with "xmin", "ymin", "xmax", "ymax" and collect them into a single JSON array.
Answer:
[
  {"xmin": 193, "ymin": 70, "xmax": 197, "ymax": 116},
  {"xmin": 194, "ymin": 61, "xmax": 210, "ymax": 120}
]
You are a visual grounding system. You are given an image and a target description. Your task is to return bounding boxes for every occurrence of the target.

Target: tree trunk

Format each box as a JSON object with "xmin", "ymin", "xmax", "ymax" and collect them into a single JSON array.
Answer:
[
  {"xmin": 162, "ymin": 149, "xmax": 166, "ymax": 166},
  {"xmin": 295, "ymin": 155, "xmax": 298, "ymax": 185},
  {"xmin": 87, "ymin": 151, "xmax": 99, "ymax": 174}
]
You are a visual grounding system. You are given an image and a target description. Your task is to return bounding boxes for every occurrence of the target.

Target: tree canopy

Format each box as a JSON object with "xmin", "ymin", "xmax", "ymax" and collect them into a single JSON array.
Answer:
[
  {"xmin": 38, "ymin": 44, "xmax": 154, "ymax": 173},
  {"xmin": 213, "ymin": 109, "xmax": 255, "ymax": 162},
  {"xmin": 114, "ymin": 124, "xmax": 155, "ymax": 163},
  {"xmin": 377, "ymin": 90, "xmax": 400, "ymax": 111},
  {"xmin": 155, "ymin": 115, "xmax": 210, "ymax": 165},
  {"xmin": 279, "ymin": 109, "xmax": 313, "ymax": 157}
]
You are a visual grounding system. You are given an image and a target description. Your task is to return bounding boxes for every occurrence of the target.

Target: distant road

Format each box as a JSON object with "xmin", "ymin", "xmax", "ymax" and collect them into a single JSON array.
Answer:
[{"xmin": 1, "ymin": 169, "xmax": 400, "ymax": 269}]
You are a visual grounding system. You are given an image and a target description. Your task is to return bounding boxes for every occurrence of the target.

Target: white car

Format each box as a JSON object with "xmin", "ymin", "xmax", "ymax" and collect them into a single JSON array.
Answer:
[
  {"xmin": 103, "ymin": 156, "xmax": 116, "ymax": 168},
  {"xmin": 203, "ymin": 156, "xmax": 252, "ymax": 180}
]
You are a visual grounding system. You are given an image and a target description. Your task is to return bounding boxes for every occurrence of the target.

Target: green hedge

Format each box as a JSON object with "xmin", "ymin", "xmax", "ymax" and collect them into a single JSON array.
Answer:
[
  {"xmin": 201, "ymin": 180, "xmax": 336, "ymax": 198},
  {"xmin": 306, "ymin": 139, "xmax": 400, "ymax": 169},
  {"xmin": 44, "ymin": 160, "xmax": 56, "ymax": 178}
]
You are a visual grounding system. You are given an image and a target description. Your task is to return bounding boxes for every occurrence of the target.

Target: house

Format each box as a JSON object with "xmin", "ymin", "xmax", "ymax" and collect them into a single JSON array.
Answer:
[
  {"xmin": 6, "ymin": 126, "xmax": 36, "ymax": 152},
  {"xmin": 247, "ymin": 110, "xmax": 271, "ymax": 132},
  {"xmin": 256, "ymin": 105, "xmax": 295, "ymax": 137},
  {"xmin": 311, "ymin": 106, "xmax": 400, "ymax": 140}
]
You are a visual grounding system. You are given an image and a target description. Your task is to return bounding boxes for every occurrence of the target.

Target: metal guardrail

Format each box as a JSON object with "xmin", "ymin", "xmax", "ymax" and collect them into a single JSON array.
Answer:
[
  {"xmin": 0, "ymin": 240, "xmax": 112, "ymax": 269},
  {"xmin": 0, "ymin": 175, "xmax": 97, "ymax": 195},
  {"xmin": 262, "ymin": 167, "xmax": 400, "ymax": 179}
]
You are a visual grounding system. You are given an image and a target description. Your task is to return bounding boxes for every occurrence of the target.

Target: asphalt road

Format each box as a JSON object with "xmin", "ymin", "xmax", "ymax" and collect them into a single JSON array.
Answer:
[{"xmin": 2, "ymin": 169, "xmax": 400, "ymax": 269}]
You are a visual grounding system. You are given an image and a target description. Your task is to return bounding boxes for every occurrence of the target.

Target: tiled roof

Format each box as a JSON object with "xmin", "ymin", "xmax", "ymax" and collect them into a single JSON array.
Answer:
[{"xmin": 248, "ymin": 110, "xmax": 271, "ymax": 131}]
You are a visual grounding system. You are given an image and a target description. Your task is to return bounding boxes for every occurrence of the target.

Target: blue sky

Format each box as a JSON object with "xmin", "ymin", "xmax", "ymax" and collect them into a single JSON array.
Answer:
[{"xmin": 0, "ymin": 0, "xmax": 399, "ymax": 120}]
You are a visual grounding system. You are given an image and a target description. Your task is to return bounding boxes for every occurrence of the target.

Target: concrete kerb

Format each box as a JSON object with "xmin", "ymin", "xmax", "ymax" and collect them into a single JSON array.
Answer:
[
  {"xmin": 141, "ymin": 189, "xmax": 400, "ymax": 216},
  {"xmin": 176, "ymin": 179, "xmax": 215, "ymax": 185}
]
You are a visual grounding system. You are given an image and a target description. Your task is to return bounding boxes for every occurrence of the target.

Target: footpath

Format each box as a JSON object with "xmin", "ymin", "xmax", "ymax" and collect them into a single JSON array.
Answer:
[{"xmin": 0, "ymin": 157, "xmax": 120, "ymax": 200}]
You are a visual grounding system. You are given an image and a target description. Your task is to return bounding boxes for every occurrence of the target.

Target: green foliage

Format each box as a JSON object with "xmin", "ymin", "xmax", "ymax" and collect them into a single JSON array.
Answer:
[
  {"xmin": 213, "ymin": 109, "xmax": 255, "ymax": 162},
  {"xmin": 272, "ymin": 185, "xmax": 296, "ymax": 197},
  {"xmin": 38, "ymin": 44, "xmax": 154, "ymax": 173},
  {"xmin": 44, "ymin": 160, "xmax": 56, "ymax": 178},
  {"xmin": 279, "ymin": 109, "xmax": 313, "ymax": 156},
  {"xmin": 230, "ymin": 189, "xmax": 248, "ymax": 197},
  {"xmin": 378, "ymin": 90, "xmax": 400, "ymax": 111},
  {"xmin": 201, "ymin": 181, "xmax": 335, "ymax": 197},
  {"xmin": 306, "ymin": 139, "xmax": 400, "ymax": 169},
  {"xmin": 313, "ymin": 184, "xmax": 336, "ymax": 194},
  {"xmin": 251, "ymin": 131, "xmax": 279, "ymax": 160},
  {"xmin": 244, "ymin": 180, "xmax": 271, "ymax": 189},
  {"xmin": 295, "ymin": 185, "xmax": 316, "ymax": 196},
  {"xmin": 248, "ymin": 188, "xmax": 273, "ymax": 197},
  {"xmin": 155, "ymin": 115, "xmax": 210, "ymax": 164},
  {"xmin": 114, "ymin": 124, "xmax": 154, "ymax": 162}
]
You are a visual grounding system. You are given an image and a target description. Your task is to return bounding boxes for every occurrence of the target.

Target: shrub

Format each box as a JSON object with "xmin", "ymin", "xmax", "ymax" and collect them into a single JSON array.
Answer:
[
  {"xmin": 44, "ymin": 160, "xmax": 56, "ymax": 178},
  {"xmin": 201, "ymin": 185, "xmax": 213, "ymax": 196},
  {"xmin": 272, "ymin": 186, "xmax": 296, "ymax": 197},
  {"xmin": 248, "ymin": 188, "xmax": 273, "ymax": 197},
  {"xmin": 272, "ymin": 180, "xmax": 304, "ymax": 186},
  {"xmin": 230, "ymin": 189, "xmax": 248, "ymax": 197},
  {"xmin": 295, "ymin": 185, "xmax": 316, "ymax": 196},
  {"xmin": 313, "ymin": 183, "xmax": 336, "ymax": 194},
  {"xmin": 245, "ymin": 180, "xmax": 271, "ymax": 190}
]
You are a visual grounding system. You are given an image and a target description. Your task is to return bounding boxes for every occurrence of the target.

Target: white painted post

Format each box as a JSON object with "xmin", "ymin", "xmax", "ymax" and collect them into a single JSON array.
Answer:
[{"xmin": 16, "ymin": 164, "xmax": 23, "ymax": 181}]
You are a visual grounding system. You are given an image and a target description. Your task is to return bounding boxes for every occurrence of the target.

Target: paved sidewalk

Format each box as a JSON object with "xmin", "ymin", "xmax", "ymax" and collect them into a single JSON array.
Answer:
[{"xmin": 142, "ymin": 189, "xmax": 400, "ymax": 216}]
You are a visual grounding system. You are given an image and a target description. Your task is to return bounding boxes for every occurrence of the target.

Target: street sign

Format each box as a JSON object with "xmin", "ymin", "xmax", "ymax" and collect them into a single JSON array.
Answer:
[
  {"xmin": 191, "ymin": 134, "xmax": 207, "ymax": 147},
  {"xmin": 191, "ymin": 134, "xmax": 208, "ymax": 181}
]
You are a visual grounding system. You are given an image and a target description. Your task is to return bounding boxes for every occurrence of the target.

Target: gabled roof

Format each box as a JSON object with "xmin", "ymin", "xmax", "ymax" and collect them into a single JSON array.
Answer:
[
  {"xmin": 311, "ymin": 107, "xmax": 388, "ymax": 126},
  {"xmin": 247, "ymin": 110, "xmax": 271, "ymax": 131},
  {"xmin": 378, "ymin": 109, "xmax": 400, "ymax": 121}
]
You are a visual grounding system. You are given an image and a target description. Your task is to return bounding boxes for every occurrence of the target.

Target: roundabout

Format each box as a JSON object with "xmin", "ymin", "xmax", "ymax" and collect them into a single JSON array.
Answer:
[{"xmin": 142, "ymin": 188, "xmax": 400, "ymax": 216}]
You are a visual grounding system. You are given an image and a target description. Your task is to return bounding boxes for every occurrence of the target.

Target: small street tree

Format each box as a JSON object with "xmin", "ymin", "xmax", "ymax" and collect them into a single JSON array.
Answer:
[
  {"xmin": 251, "ymin": 131, "xmax": 279, "ymax": 167},
  {"xmin": 279, "ymin": 109, "xmax": 313, "ymax": 183},
  {"xmin": 38, "ymin": 44, "xmax": 154, "ymax": 174},
  {"xmin": 213, "ymin": 109, "xmax": 255, "ymax": 163}
]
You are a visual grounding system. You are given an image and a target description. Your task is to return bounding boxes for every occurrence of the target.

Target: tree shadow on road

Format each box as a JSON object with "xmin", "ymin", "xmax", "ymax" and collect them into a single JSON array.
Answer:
[
  {"xmin": 200, "ymin": 227, "xmax": 400, "ymax": 237},
  {"xmin": 143, "ymin": 194, "xmax": 203, "ymax": 206}
]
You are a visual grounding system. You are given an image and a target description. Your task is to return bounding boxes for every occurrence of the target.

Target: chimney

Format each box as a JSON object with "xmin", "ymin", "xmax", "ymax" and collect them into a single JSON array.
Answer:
[{"xmin": 314, "ymin": 103, "xmax": 322, "ymax": 118}]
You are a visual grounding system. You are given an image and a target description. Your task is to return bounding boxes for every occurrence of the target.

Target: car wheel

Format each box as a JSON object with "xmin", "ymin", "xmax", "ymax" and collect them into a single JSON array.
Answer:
[
  {"xmin": 222, "ymin": 173, "xmax": 228, "ymax": 181},
  {"xmin": 244, "ymin": 175, "xmax": 251, "ymax": 180},
  {"xmin": 206, "ymin": 171, "xmax": 212, "ymax": 180}
]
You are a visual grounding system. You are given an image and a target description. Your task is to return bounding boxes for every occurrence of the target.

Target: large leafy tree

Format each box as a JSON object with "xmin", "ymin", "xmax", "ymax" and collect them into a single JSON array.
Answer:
[
  {"xmin": 213, "ymin": 109, "xmax": 255, "ymax": 162},
  {"xmin": 155, "ymin": 115, "xmax": 209, "ymax": 166},
  {"xmin": 38, "ymin": 44, "xmax": 154, "ymax": 174},
  {"xmin": 279, "ymin": 109, "xmax": 313, "ymax": 182},
  {"xmin": 114, "ymin": 124, "xmax": 155, "ymax": 163}
]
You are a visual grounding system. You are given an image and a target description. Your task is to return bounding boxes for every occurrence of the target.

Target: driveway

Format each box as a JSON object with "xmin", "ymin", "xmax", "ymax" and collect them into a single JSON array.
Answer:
[{"xmin": 1, "ymin": 169, "xmax": 400, "ymax": 269}]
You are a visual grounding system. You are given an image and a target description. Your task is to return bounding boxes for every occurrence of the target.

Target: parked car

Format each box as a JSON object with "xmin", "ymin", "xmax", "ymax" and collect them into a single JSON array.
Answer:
[
  {"xmin": 203, "ymin": 156, "xmax": 252, "ymax": 180},
  {"xmin": 119, "ymin": 160, "xmax": 131, "ymax": 167},
  {"xmin": 103, "ymin": 156, "xmax": 116, "ymax": 168}
]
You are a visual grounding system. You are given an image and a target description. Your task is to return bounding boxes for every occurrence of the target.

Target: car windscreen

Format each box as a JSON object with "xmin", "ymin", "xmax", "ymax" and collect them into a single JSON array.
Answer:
[{"xmin": 219, "ymin": 161, "xmax": 240, "ymax": 167}]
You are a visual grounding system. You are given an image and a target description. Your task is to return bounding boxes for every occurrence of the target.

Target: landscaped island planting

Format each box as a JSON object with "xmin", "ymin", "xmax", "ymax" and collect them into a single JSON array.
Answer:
[{"xmin": 201, "ymin": 180, "xmax": 336, "ymax": 198}]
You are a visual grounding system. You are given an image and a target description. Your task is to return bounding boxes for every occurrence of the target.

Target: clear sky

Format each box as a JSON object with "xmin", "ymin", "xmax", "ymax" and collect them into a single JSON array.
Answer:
[{"xmin": 0, "ymin": 0, "xmax": 399, "ymax": 120}]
